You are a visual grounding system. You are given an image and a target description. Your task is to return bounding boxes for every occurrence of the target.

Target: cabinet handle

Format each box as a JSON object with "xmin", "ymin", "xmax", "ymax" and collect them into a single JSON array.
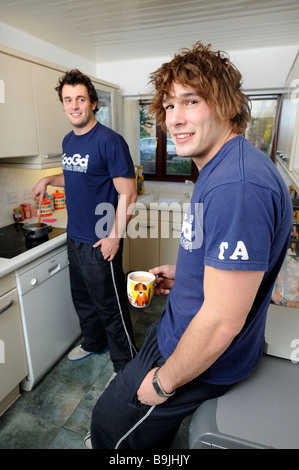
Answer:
[
  {"xmin": 139, "ymin": 223, "xmax": 156, "ymax": 229},
  {"xmin": 49, "ymin": 263, "xmax": 60, "ymax": 276},
  {"xmin": 45, "ymin": 153, "xmax": 61, "ymax": 159},
  {"xmin": 0, "ymin": 299, "xmax": 14, "ymax": 315}
]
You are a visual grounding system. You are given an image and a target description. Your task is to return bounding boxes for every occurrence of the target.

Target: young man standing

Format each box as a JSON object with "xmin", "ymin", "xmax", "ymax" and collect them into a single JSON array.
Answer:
[
  {"xmin": 33, "ymin": 70, "xmax": 137, "ymax": 373},
  {"xmin": 89, "ymin": 42, "xmax": 293, "ymax": 449}
]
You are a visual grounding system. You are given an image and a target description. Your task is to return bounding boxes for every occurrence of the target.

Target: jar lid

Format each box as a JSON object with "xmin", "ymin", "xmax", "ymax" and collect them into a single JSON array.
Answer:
[
  {"xmin": 52, "ymin": 190, "xmax": 64, "ymax": 197},
  {"xmin": 13, "ymin": 207, "xmax": 23, "ymax": 213}
]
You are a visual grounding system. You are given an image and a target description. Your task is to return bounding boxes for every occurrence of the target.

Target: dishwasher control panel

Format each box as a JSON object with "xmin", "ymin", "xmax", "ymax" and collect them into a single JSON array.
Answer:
[{"xmin": 15, "ymin": 247, "xmax": 69, "ymax": 295}]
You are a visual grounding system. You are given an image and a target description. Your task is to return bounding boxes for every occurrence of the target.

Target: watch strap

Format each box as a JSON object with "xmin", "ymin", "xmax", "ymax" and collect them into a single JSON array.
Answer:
[{"xmin": 152, "ymin": 367, "xmax": 175, "ymax": 398}]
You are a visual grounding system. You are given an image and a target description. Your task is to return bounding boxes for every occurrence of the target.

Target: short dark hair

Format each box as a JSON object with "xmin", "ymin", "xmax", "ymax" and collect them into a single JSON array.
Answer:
[
  {"xmin": 149, "ymin": 41, "xmax": 251, "ymax": 134},
  {"xmin": 55, "ymin": 69, "xmax": 99, "ymax": 114}
]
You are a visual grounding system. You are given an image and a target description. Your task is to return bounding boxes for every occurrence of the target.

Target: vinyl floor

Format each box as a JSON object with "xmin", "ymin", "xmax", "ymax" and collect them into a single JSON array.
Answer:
[{"xmin": 0, "ymin": 294, "xmax": 191, "ymax": 449}]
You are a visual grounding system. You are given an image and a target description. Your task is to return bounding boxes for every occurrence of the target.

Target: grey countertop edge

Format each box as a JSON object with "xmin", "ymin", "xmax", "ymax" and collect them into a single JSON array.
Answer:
[{"xmin": 0, "ymin": 197, "xmax": 190, "ymax": 279}]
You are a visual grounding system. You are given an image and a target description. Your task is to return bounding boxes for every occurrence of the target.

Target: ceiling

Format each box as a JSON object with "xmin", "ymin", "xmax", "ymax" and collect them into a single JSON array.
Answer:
[{"xmin": 0, "ymin": 0, "xmax": 299, "ymax": 63}]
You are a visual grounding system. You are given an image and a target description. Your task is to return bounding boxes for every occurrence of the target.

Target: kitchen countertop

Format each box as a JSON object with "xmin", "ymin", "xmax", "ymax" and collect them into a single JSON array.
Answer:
[
  {"xmin": 0, "ymin": 209, "xmax": 68, "ymax": 279},
  {"xmin": 136, "ymin": 194, "xmax": 190, "ymax": 212}
]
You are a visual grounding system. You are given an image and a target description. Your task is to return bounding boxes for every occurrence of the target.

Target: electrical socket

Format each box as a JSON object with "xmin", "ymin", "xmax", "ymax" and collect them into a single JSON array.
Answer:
[
  {"xmin": 23, "ymin": 189, "xmax": 33, "ymax": 200},
  {"xmin": 6, "ymin": 191, "xmax": 18, "ymax": 205}
]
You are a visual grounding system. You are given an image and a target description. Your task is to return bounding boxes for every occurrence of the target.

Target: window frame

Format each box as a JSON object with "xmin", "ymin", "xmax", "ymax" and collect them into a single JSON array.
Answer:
[{"xmin": 246, "ymin": 93, "xmax": 283, "ymax": 163}]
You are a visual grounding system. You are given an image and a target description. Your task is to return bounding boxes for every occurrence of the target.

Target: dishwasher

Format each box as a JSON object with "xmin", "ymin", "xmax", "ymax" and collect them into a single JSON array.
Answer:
[{"xmin": 15, "ymin": 245, "xmax": 81, "ymax": 391}]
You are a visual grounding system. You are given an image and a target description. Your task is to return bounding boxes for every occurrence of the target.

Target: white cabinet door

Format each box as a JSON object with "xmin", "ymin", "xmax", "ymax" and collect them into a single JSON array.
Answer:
[
  {"xmin": 277, "ymin": 52, "xmax": 299, "ymax": 171},
  {"xmin": 159, "ymin": 210, "xmax": 182, "ymax": 265},
  {"xmin": 129, "ymin": 209, "xmax": 159, "ymax": 272},
  {"xmin": 0, "ymin": 53, "xmax": 39, "ymax": 158},
  {"xmin": 0, "ymin": 288, "xmax": 28, "ymax": 403},
  {"xmin": 160, "ymin": 221, "xmax": 181, "ymax": 266},
  {"xmin": 289, "ymin": 53, "xmax": 299, "ymax": 171},
  {"xmin": 30, "ymin": 64, "xmax": 72, "ymax": 167}
]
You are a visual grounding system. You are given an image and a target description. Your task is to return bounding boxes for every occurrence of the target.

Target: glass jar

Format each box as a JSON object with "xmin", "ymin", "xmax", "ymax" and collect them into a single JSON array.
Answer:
[{"xmin": 13, "ymin": 207, "xmax": 24, "ymax": 222}]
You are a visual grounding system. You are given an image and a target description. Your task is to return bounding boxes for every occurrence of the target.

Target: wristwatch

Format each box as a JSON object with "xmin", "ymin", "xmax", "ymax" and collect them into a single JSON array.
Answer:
[{"xmin": 152, "ymin": 367, "xmax": 176, "ymax": 398}]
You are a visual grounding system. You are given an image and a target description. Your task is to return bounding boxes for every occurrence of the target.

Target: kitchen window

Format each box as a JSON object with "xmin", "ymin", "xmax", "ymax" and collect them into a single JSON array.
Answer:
[
  {"xmin": 139, "ymin": 95, "xmax": 282, "ymax": 181},
  {"xmin": 139, "ymin": 101, "xmax": 198, "ymax": 182}
]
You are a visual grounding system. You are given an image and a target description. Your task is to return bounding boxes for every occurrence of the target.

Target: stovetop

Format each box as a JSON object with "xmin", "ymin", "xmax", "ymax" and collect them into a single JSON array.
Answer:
[{"xmin": 0, "ymin": 223, "xmax": 66, "ymax": 259}]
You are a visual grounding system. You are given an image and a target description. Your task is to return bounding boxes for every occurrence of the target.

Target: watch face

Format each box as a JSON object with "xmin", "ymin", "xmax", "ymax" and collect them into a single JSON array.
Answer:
[
  {"xmin": 152, "ymin": 369, "xmax": 164, "ymax": 397},
  {"xmin": 152, "ymin": 376, "xmax": 164, "ymax": 397},
  {"xmin": 152, "ymin": 368, "xmax": 175, "ymax": 397}
]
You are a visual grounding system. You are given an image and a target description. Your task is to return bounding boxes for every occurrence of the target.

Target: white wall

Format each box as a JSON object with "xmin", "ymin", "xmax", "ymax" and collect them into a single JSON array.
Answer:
[
  {"xmin": 0, "ymin": 167, "xmax": 62, "ymax": 226},
  {"xmin": 97, "ymin": 45, "xmax": 299, "ymax": 96},
  {"xmin": 230, "ymin": 46, "xmax": 299, "ymax": 91}
]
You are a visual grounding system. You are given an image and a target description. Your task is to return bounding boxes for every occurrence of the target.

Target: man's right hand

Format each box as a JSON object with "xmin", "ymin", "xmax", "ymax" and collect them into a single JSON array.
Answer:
[
  {"xmin": 32, "ymin": 173, "xmax": 65, "ymax": 203},
  {"xmin": 149, "ymin": 265, "xmax": 176, "ymax": 294},
  {"xmin": 32, "ymin": 178, "xmax": 48, "ymax": 202}
]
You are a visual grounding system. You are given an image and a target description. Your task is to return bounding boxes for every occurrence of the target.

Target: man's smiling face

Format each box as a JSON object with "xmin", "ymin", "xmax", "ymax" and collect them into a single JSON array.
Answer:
[
  {"xmin": 163, "ymin": 82, "xmax": 234, "ymax": 169},
  {"xmin": 61, "ymin": 83, "xmax": 97, "ymax": 135}
]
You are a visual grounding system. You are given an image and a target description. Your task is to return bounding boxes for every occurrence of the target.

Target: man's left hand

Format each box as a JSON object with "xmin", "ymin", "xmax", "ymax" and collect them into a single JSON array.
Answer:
[{"xmin": 94, "ymin": 237, "xmax": 120, "ymax": 261}]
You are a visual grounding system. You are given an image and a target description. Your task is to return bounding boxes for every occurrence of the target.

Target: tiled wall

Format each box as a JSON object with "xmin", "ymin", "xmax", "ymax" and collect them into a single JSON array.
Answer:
[
  {"xmin": 0, "ymin": 165, "xmax": 62, "ymax": 226},
  {"xmin": 0, "ymin": 165, "xmax": 194, "ymax": 227}
]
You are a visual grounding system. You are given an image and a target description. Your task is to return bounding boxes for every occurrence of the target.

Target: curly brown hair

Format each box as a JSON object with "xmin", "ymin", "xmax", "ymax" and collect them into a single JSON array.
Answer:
[
  {"xmin": 149, "ymin": 41, "xmax": 251, "ymax": 134},
  {"xmin": 55, "ymin": 69, "xmax": 99, "ymax": 114}
]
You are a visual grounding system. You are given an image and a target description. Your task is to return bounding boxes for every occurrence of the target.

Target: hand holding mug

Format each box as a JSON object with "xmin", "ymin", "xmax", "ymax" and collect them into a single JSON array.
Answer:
[{"xmin": 149, "ymin": 265, "xmax": 176, "ymax": 295}]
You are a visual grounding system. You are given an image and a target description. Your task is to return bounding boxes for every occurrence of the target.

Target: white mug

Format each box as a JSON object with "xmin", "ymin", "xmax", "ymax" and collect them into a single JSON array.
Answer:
[{"xmin": 127, "ymin": 271, "xmax": 155, "ymax": 308}]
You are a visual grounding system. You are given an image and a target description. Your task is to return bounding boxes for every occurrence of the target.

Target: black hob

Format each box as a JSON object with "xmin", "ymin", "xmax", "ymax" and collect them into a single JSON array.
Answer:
[{"xmin": 0, "ymin": 223, "xmax": 66, "ymax": 259}]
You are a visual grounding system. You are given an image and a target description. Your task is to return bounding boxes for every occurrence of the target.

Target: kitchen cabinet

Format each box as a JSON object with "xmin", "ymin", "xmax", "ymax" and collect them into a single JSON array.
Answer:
[
  {"xmin": 276, "ymin": 52, "xmax": 299, "ymax": 189},
  {"xmin": 128, "ymin": 208, "xmax": 160, "ymax": 272},
  {"xmin": 160, "ymin": 211, "xmax": 182, "ymax": 266},
  {"xmin": 0, "ymin": 60, "xmax": 71, "ymax": 169},
  {"xmin": 127, "ymin": 207, "xmax": 183, "ymax": 272},
  {"xmin": 27, "ymin": 64, "xmax": 72, "ymax": 168},
  {"xmin": 0, "ymin": 273, "xmax": 28, "ymax": 416},
  {"xmin": 0, "ymin": 46, "xmax": 120, "ymax": 169},
  {"xmin": 95, "ymin": 85, "xmax": 115, "ymax": 132},
  {"xmin": 0, "ymin": 53, "xmax": 39, "ymax": 158}
]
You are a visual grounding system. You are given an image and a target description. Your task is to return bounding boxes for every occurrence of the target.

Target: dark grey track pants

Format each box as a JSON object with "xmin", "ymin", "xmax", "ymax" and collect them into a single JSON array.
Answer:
[
  {"xmin": 90, "ymin": 322, "xmax": 230, "ymax": 449},
  {"xmin": 67, "ymin": 236, "xmax": 137, "ymax": 372}
]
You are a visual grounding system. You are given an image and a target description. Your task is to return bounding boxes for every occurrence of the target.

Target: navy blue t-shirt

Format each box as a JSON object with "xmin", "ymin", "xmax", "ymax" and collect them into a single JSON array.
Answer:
[
  {"xmin": 62, "ymin": 122, "xmax": 135, "ymax": 245},
  {"xmin": 158, "ymin": 136, "xmax": 293, "ymax": 385}
]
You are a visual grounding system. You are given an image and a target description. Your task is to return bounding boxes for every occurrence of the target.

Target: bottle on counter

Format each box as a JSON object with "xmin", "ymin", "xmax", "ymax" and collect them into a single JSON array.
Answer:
[
  {"xmin": 20, "ymin": 203, "xmax": 32, "ymax": 219},
  {"xmin": 13, "ymin": 207, "xmax": 24, "ymax": 222},
  {"xmin": 135, "ymin": 165, "xmax": 144, "ymax": 195}
]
